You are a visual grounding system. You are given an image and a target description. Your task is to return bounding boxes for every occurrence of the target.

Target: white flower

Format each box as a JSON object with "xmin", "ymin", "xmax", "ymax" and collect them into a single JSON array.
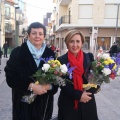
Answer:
[
  {"xmin": 97, "ymin": 53, "xmax": 102, "ymax": 58},
  {"xmin": 102, "ymin": 68, "xmax": 111, "ymax": 76},
  {"xmin": 102, "ymin": 54, "xmax": 110, "ymax": 59},
  {"xmin": 42, "ymin": 64, "xmax": 50, "ymax": 72},
  {"xmin": 60, "ymin": 64, "xmax": 68, "ymax": 74}
]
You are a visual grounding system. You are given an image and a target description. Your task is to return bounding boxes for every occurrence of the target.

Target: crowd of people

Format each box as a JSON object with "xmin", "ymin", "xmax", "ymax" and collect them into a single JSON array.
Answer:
[{"xmin": 3, "ymin": 21, "xmax": 120, "ymax": 120}]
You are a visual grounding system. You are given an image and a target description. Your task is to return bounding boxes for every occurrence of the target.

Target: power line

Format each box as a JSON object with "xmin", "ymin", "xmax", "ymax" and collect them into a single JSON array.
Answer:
[{"xmin": 18, "ymin": 0, "xmax": 53, "ymax": 11}]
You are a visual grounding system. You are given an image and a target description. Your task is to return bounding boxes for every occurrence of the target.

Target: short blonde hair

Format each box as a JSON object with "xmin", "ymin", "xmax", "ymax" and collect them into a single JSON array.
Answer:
[{"xmin": 64, "ymin": 29, "xmax": 85, "ymax": 46}]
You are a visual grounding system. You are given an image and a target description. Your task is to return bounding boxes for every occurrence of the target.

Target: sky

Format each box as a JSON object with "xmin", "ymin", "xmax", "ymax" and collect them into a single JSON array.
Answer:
[{"xmin": 26, "ymin": 0, "xmax": 54, "ymax": 25}]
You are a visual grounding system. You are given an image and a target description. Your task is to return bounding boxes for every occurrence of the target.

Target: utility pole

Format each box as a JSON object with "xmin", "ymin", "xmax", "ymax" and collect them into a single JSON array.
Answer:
[
  {"xmin": 0, "ymin": 0, "xmax": 1, "ymax": 47},
  {"xmin": 114, "ymin": 4, "xmax": 120, "ymax": 43},
  {"xmin": 91, "ymin": 27, "xmax": 98, "ymax": 58},
  {"xmin": 14, "ymin": 7, "xmax": 19, "ymax": 47}
]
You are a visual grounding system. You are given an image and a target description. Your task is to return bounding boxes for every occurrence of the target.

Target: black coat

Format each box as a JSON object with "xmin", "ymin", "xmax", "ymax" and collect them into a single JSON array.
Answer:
[
  {"xmin": 4, "ymin": 42, "xmax": 58, "ymax": 120},
  {"xmin": 109, "ymin": 44, "xmax": 120, "ymax": 57},
  {"xmin": 3, "ymin": 43, "xmax": 8, "ymax": 51},
  {"xmin": 57, "ymin": 52, "xmax": 99, "ymax": 120},
  {"xmin": 0, "ymin": 50, "xmax": 2, "ymax": 58}
]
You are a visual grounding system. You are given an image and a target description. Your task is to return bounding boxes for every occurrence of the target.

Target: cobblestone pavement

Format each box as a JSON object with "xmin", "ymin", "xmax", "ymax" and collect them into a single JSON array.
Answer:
[
  {"xmin": 0, "ymin": 57, "xmax": 12, "ymax": 120},
  {"xmin": 95, "ymin": 78, "xmax": 120, "ymax": 120},
  {"xmin": 0, "ymin": 81, "xmax": 12, "ymax": 120},
  {"xmin": 0, "ymin": 57, "xmax": 120, "ymax": 120}
]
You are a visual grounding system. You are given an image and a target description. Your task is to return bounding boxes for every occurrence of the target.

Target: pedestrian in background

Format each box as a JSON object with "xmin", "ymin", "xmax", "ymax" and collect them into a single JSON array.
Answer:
[
  {"xmin": 98, "ymin": 46, "xmax": 103, "ymax": 53},
  {"xmin": 4, "ymin": 22, "xmax": 58, "ymax": 120},
  {"xmin": 56, "ymin": 45, "xmax": 60, "ymax": 53},
  {"xmin": 109, "ymin": 42, "xmax": 120, "ymax": 57},
  {"xmin": 55, "ymin": 45, "xmax": 60, "ymax": 58},
  {"xmin": 57, "ymin": 29, "xmax": 99, "ymax": 120},
  {"xmin": 0, "ymin": 46, "xmax": 2, "ymax": 73},
  {"xmin": 3, "ymin": 41, "xmax": 8, "ymax": 58},
  {"xmin": 51, "ymin": 44, "xmax": 56, "ymax": 52},
  {"xmin": 0, "ymin": 47, "xmax": 2, "ymax": 65}
]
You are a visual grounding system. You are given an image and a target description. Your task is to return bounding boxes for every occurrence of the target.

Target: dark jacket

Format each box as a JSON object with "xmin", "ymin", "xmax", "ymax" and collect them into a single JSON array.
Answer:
[
  {"xmin": 57, "ymin": 52, "xmax": 98, "ymax": 120},
  {"xmin": 109, "ymin": 44, "xmax": 120, "ymax": 57},
  {"xmin": 4, "ymin": 42, "xmax": 58, "ymax": 120},
  {"xmin": 0, "ymin": 49, "xmax": 2, "ymax": 58},
  {"xmin": 3, "ymin": 43, "xmax": 8, "ymax": 50}
]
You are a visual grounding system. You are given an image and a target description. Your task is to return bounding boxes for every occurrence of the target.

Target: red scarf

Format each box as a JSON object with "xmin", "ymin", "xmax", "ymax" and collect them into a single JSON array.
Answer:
[{"xmin": 68, "ymin": 50, "xmax": 84, "ymax": 110}]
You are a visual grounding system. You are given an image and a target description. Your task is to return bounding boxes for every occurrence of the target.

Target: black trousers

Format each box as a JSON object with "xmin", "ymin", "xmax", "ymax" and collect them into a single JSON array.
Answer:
[
  {"xmin": 4, "ymin": 50, "xmax": 7, "ymax": 58},
  {"xmin": 0, "ymin": 57, "xmax": 1, "ymax": 73}
]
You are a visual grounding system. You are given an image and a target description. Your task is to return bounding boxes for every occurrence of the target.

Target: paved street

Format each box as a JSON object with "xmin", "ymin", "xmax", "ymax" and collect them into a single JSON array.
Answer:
[
  {"xmin": 0, "ymin": 57, "xmax": 12, "ymax": 120},
  {"xmin": 0, "ymin": 57, "xmax": 120, "ymax": 120}
]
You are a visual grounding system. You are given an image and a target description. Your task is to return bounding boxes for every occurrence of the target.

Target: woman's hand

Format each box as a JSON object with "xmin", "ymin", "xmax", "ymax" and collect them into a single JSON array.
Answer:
[
  {"xmin": 29, "ymin": 83, "xmax": 47, "ymax": 95},
  {"xmin": 80, "ymin": 91, "xmax": 92, "ymax": 103},
  {"xmin": 43, "ymin": 84, "xmax": 52, "ymax": 90}
]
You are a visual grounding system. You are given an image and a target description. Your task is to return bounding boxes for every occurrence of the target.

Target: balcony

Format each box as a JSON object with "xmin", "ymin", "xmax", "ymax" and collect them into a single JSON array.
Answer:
[
  {"xmin": 5, "ymin": 12, "xmax": 14, "ymax": 20},
  {"xmin": 5, "ymin": 11, "xmax": 11, "ymax": 20},
  {"xmin": 59, "ymin": 15, "xmax": 71, "ymax": 26},
  {"xmin": 5, "ymin": 23, "xmax": 13, "ymax": 33},
  {"xmin": 59, "ymin": 0, "xmax": 72, "ymax": 5},
  {"xmin": 4, "ymin": 0, "xmax": 15, "ymax": 5},
  {"xmin": 5, "ymin": 0, "xmax": 15, "ymax": 4}
]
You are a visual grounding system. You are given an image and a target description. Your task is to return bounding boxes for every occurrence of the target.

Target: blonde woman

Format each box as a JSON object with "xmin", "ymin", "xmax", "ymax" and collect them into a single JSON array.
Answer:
[{"xmin": 57, "ymin": 29, "xmax": 99, "ymax": 120}]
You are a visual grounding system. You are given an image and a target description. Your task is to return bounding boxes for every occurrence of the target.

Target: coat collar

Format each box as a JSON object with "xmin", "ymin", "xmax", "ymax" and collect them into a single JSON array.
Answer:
[
  {"xmin": 17, "ymin": 42, "xmax": 55, "ymax": 72},
  {"xmin": 59, "ymin": 52, "xmax": 88, "ymax": 70},
  {"xmin": 17, "ymin": 42, "xmax": 38, "ymax": 72}
]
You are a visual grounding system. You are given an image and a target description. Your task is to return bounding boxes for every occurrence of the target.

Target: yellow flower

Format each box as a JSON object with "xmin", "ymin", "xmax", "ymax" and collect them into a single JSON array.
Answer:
[
  {"xmin": 83, "ymin": 83, "xmax": 97, "ymax": 89},
  {"xmin": 112, "ymin": 64, "xmax": 116, "ymax": 70},
  {"xmin": 108, "ymin": 59, "xmax": 114, "ymax": 64},
  {"xmin": 48, "ymin": 60, "xmax": 61, "ymax": 66},
  {"xmin": 35, "ymin": 81, "xmax": 39, "ymax": 84},
  {"xmin": 54, "ymin": 60, "xmax": 61, "ymax": 66},
  {"xmin": 48, "ymin": 60, "xmax": 54, "ymax": 64},
  {"xmin": 104, "ymin": 60, "xmax": 109, "ymax": 65}
]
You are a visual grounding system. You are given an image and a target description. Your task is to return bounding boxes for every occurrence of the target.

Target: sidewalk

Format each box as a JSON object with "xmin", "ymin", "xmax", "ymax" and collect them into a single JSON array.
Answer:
[
  {"xmin": 0, "ymin": 57, "xmax": 8, "ymax": 85},
  {"xmin": 0, "ymin": 56, "xmax": 120, "ymax": 120}
]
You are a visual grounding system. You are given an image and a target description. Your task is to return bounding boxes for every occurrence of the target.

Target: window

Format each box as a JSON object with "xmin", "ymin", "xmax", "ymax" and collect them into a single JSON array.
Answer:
[
  {"xmin": 105, "ymin": 5, "xmax": 118, "ymax": 18},
  {"xmin": 5, "ymin": 7, "xmax": 10, "ymax": 16},
  {"xmin": 79, "ymin": 5, "xmax": 92, "ymax": 18}
]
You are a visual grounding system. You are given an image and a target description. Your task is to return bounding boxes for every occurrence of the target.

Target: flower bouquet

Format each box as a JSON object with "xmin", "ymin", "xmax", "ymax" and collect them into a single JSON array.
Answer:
[
  {"xmin": 21, "ymin": 57, "xmax": 75, "ymax": 104},
  {"xmin": 83, "ymin": 53, "xmax": 118, "ymax": 93}
]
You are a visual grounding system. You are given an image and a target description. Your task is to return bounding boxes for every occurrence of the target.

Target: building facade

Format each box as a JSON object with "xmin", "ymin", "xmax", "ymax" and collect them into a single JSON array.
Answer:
[
  {"xmin": 43, "ymin": 12, "xmax": 52, "ymax": 47},
  {"xmin": 49, "ymin": 0, "xmax": 120, "ymax": 55},
  {"xmin": 0, "ymin": 0, "xmax": 28, "ymax": 52}
]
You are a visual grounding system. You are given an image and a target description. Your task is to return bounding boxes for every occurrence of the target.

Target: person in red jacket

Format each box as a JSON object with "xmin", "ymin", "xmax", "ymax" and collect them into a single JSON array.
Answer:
[{"xmin": 51, "ymin": 44, "xmax": 55, "ymax": 52}]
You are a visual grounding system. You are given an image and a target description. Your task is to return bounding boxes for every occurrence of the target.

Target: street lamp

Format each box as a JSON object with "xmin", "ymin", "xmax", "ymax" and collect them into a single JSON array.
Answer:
[
  {"xmin": 114, "ymin": 4, "xmax": 120, "ymax": 43},
  {"xmin": 15, "ymin": 6, "xmax": 19, "ymax": 47}
]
